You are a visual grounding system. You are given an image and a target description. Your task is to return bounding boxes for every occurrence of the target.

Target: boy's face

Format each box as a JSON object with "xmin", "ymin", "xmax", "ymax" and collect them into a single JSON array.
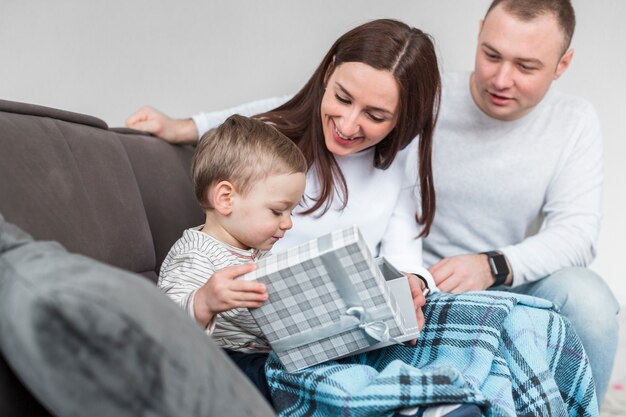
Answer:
[
  {"xmin": 224, "ymin": 172, "xmax": 306, "ymax": 251},
  {"xmin": 470, "ymin": 5, "xmax": 572, "ymax": 121}
]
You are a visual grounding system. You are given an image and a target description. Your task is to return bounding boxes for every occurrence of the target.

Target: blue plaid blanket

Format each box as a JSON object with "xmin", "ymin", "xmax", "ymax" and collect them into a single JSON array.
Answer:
[{"xmin": 265, "ymin": 291, "xmax": 598, "ymax": 417}]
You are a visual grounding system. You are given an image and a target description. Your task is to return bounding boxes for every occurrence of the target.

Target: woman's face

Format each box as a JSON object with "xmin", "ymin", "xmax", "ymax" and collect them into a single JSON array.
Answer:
[{"xmin": 320, "ymin": 62, "xmax": 399, "ymax": 157}]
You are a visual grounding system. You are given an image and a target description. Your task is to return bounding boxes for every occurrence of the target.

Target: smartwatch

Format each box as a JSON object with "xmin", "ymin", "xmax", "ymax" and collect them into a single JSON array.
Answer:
[{"xmin": 481, "ymin": 251, "xmax": 509, "ymax": 287}]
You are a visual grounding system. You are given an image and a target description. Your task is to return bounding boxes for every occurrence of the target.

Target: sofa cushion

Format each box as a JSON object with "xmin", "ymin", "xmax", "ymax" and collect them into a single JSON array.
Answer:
[
  {"xmin": 0, "ymin": 214, "xmax": 275, "ymax": 417},
  {"xmin": 115, "ymin": 131, "xmax": 204, "ymax": 272},
  {"xmin": 0, "ymin": 100, "xmax": 155, "ymax": 274}
]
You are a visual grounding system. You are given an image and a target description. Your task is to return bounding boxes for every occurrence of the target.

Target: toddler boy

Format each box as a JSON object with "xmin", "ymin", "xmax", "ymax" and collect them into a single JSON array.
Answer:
[{"xmin": 158, "ymin": 114, "xmax": 307, "ymax": 401}]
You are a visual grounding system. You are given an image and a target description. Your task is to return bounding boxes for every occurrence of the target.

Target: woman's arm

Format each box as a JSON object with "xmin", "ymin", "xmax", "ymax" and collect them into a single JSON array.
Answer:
[
  {"xmin": 379, "ymin": 141, "xmax": 437, "ymax": 291},
  {"xmin": 125, "ymin": 106, "xmax": 199, "ymax": 144},
  {"xmin": 192, "ymin": 95, "xmax": 292, "ymax": 138},
  {"xmin": 125, "ymin": 95, "xmax": 292, "ymax": 143}
]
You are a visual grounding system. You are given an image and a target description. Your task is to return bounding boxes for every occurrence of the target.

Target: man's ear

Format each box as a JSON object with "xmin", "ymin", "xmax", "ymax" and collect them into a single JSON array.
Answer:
[
  {"xmin": 212, "ymin": 181, "xmax": 235, "ymax": 215},
  {"xmin": 554, "ymin": 48, "xmax": 574, "ymax": 80}
]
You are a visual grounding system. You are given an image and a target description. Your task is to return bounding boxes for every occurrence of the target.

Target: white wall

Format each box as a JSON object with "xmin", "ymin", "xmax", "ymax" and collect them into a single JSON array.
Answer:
[{"xmin": 2, "ymin": 1, "xmax": 625, "ymax": 304}]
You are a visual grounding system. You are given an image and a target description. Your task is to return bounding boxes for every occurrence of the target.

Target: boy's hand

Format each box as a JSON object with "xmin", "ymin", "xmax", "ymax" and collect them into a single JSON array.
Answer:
[
  {"xmin": 194, "ymin": 263, "xmax": 268, "ymax": 328},
  {"xmin": 404, "ymin": 272, "xmax": 427, "ymax": 345}
]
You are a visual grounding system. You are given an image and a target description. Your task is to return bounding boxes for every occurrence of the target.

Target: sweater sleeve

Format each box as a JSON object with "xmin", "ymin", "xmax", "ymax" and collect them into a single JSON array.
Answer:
[
  {"xmin": 191, "ymin": 95, "xmax": 293, "ymax": 138},
  {"xmin": 501, "ymin": 104, "xmax": 603, "ymax": 286},
  {"xmin": 379, "ymin": 142, "xmax": 438, "ymax": 291},
  {"xmin": 158, "ymin": 249, "xmax": 218, "ymax": 332}
]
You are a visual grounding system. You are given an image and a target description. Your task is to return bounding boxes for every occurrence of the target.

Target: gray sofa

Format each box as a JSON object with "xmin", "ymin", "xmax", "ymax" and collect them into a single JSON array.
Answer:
[{"xmin": 0, "ymin": 99, "xmax": 275, "ymax": 416}]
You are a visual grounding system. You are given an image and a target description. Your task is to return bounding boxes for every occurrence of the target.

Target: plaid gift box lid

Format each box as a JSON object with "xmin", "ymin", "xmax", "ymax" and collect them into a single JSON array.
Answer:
[{"xmin": 239, "ymin": 225, "xmax": 416, "ymax": 372}]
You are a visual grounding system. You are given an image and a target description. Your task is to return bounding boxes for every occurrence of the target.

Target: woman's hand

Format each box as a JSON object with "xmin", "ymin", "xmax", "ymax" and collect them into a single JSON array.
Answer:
[
  {"xmin": 404, "ymin": 272, "xmax": 428, "ymax": 345},
  {"xmin": 193, "ymin": 263, "xmax": 268, "ymax": 329},
  {"xmin": 125, "ymin": 106, "xmax": 199, "ymax": 144}
]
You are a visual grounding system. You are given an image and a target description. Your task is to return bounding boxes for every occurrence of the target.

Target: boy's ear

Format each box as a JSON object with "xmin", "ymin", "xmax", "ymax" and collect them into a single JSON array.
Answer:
[{"xmin": 212, "ymin": 181, "xmax": 235, "ymax": 215}]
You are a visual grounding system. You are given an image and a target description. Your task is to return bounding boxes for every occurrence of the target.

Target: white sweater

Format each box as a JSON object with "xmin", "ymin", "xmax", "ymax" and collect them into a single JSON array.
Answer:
[
  {"xmin": 193, "ymin": 71, "xmax": 603, "ymax": 287},
  {"xmin": 193, "ymin": 100, "xmax": 435, "ymax": 288},
  {"xmin": 424, "ymin": 72, "xmax": 603, "ymax": 286}
]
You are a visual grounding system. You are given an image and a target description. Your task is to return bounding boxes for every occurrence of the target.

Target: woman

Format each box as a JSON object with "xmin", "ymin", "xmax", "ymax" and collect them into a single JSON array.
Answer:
[
  {"xmin": 127, "ymin": 19, "xmax": 597, "ymax": 417},
  {"xmin": 130, "ymin": 19, "xmax": 438, "ymax": 332}
]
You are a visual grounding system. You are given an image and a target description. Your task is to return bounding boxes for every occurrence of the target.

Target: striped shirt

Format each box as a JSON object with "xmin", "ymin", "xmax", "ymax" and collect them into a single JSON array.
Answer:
[{"xmin": 158, "ymin": 226, "xmax": 271, "ymax": 352}]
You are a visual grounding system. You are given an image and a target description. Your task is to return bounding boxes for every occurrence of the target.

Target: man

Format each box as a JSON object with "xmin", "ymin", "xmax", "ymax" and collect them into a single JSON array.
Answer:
[
  {"xmin": 125, "ymin": 0, "xmax": 619, "ymax": 405},
  {"xmin": 424, "ymin": 0, "xmax": 618, "ymax": 404}
]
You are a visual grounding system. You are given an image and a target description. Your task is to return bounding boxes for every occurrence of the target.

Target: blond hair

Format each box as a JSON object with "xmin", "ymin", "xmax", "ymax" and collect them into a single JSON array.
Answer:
[{"xmin": 192, "ymin": 114, "xmax": 307, "ymax": 210}]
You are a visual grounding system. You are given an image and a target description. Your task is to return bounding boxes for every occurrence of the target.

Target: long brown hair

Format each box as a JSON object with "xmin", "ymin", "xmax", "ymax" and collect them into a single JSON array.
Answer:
[{"xmin": 257, "ymin": 19, "xmax": 440, "ymax": 236}]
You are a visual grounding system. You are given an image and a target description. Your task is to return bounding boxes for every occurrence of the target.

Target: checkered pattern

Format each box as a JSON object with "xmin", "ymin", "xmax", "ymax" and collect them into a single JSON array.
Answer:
[
  {"xmin": 266, "ymin": 292, "xmax": 598, "ymax": 417},
  {"xmin": 240, "ymin": 226, "xmax": 407, "ymax": 372}
]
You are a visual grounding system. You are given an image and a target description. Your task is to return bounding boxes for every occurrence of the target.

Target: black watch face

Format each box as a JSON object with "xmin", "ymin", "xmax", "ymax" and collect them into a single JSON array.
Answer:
[{"xmin": 490, "ymin": 254, "xmax": 509, "ymax": 280}]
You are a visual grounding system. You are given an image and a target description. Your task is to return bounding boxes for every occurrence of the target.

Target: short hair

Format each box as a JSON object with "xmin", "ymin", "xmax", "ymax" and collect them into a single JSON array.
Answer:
[
  {"xmin": 485, "ymin": 0, "xmax": 576, "ymax": 54},
  {"xmin": 192, "ymin": 114, "xmax": 307, "ymax": 210}
]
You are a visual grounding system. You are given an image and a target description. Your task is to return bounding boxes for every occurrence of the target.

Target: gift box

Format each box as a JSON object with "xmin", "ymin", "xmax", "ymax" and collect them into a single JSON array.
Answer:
[{"xmin": 238, "ymin": 225, "xmax": 420, "ymax": 372}]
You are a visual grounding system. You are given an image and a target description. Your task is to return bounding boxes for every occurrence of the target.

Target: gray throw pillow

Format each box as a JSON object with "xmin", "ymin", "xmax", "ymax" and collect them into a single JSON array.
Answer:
[{"xmin": 0, "ymin": 214, "xmax": 275, "ymax": 417}]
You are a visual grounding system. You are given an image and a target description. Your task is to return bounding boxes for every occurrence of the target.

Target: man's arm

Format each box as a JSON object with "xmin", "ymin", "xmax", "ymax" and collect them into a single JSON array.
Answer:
[
  {"xmin": 429, "ymin": 252, "xmax": 511, "ymax": 292},
  {"xmin": 432, "ymin": 103, "xmax": 603, "ymax": 292},
  {"xmin": 502, "ymin": 106, "xmax": 602, "ymax": 286}
]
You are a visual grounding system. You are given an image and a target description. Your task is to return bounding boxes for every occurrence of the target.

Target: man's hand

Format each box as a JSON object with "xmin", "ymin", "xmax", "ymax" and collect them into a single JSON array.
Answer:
[
  {"xmin": 194, "ymin": 263, "xmax": 268, "ymax": 328},
  {"xmin": 125, "ymin": 106, "xmax": 198, "ymax": 144},
  {"xmin": 404, "ymin": 272, "xmax": 428, "ymax": 345},
  {"xmin": 429, "ymin": 254, "xmax": 493, "ymax": 293}
]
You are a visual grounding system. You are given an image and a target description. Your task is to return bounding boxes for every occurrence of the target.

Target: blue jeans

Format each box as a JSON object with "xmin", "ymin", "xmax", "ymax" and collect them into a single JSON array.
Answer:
[{"xmin": 494, "ymin": 267, "xmax": 619, "ymax": 404}]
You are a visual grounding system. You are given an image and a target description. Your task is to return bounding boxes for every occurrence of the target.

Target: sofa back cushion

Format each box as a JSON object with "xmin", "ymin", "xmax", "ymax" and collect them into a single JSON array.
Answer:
[
  {"xmin": 116, "ymin": 130, "xmax": 204, "ymax": 274},
  {"xmin": 0, "ymin": 99, "xmax": 203, "ymax": 279}
]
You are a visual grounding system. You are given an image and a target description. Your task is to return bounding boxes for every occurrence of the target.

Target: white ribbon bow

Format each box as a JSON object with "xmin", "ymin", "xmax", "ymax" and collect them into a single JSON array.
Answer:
[{"xmin": 346, "ymin": 306, "xmax": 390, "ymax": 342}]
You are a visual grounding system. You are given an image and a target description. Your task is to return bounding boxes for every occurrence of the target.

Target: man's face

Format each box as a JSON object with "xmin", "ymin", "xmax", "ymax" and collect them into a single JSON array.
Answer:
[{"xmin": 470, "ymin": 5, "xmax": 573, "ymax": 121}]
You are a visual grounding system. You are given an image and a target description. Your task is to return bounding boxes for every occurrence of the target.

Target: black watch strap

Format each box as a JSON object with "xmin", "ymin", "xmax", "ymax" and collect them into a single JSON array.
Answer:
[
  {"xmin": 481, "ymin": 251, "xmax": 509, "ymax": 287},
  {"xmin": 411, "ymin": 273, "xmax": 429, "ymax": 290}
]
